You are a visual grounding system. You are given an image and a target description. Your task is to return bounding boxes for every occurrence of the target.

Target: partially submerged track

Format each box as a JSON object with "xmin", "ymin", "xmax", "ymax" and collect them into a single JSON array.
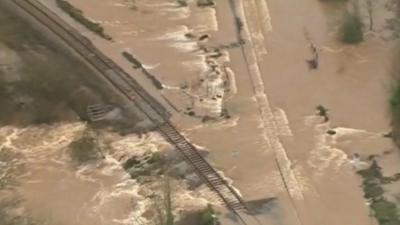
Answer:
[{"xmin": 11, "ymin": 0, "xmax": 250, "ymax": 222}]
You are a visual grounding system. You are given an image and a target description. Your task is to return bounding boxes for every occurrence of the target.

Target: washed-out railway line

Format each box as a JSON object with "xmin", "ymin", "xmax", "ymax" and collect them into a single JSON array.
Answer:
[{"xmin": 10, "ymin": 0, "xmax": 251, "ymax": 223}]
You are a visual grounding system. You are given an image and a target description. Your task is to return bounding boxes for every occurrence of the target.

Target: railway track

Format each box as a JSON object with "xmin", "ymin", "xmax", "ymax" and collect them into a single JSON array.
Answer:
[{"xmin": 11, "ymin": 0, "xmax": 251, "ymax": 222}]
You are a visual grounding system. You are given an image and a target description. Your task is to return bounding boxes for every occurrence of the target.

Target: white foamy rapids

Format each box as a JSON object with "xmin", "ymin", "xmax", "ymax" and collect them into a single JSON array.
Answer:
[
  {"xmin": 321, "ymin": 46, "xmax": 345, "ymax": 54},
  {"xmin": 307, "ymin": 123, "xmax": 349, "ymax": 176},
  {"xmin": 142, "ymin": 63, "xmax": 161, "ymax": 70},
  {"xmin": 109, "ymin": 132, "xmax": 170, "ymax": 160},
  {"xmin": 90, "ymin": 179, "xmax": 147, "ymax": 225},
  {"xmin": 224, "ymin": 66, "xmax": 237, "ymax": 97},
  {"xmin": 331, "ymin": 127, "xmax": 381, "ymax": 141},
  {"xmin": 274, "ymin": 108, "xmax": 293, "ymax": 137},
  {"xmin": 111, "ymin": 2, "xmax": 131, "ymax": 8},
  {"xmin": 122, "ymin": 49, "xmax": 158, "ymax": 67},
  {"xmin": 171, "ymin": 41, "xmax": 199, "ymax": 52},
  {"xmin": 184, "ymin": 116, "xmax": 240, "ymax": 132},
  {"xmin": 1, "ymin": 122, "xmax": 86, "ymax": 162},
  {"xmin": 112, "ymin": 200, "xmax": 150, "ymax": 225},
  {"xmin": 75, "ymin": 164, "xmax": 98, "ymax": 183},
  {"xmin": 97, "ymin": 20, "xmax": 129, "ymax": 28},
  {"xmin": 255, "ymin": 0, "xmax": 273, "ymax": 33},
  {"xmin": 192, "ymin": 8, "xmax": 218, "ymax": 33},
  {"xmin": 0, "ymin": 126, "xmax": 25, "ymax": 150},
  {"xmin": 100, "ymin": 154, "xmax": 127, "ymax": 176},
  {"xmin": 217, "ymin": 170, "xmax": 243, "ymax": 198},
  {"xmin": 181, "ymin": 55, "xmax": 208, "ymax": 73},
  {"xmin": 173, "ymin": 187, "xmax": 213, "ymax": 212},
  {"xmin": 151, "ymin": 26, "xmax": 199, "ymax": 52},
  {"xmin": 218, "ymin": 50, "xmax": 231, "ymax": 64},
  {"xmin": 152, "ymin": 25, "xmax": 190, "ymax": 42},
  {"xmin": 162, "ymin": 84, "xmax": 181, "ymax": 90},
  {"xmin": 160, "ymin": 4, "xmax": 190, "ymax": 20},
  {"xmin": 142, "ymin": 2, "xmax": 178, "ymax": 8},
  {"xmin": 92, "ymin": 179, "xmax": 139, "ymax": 212},
  {"xmin": 120, "ymin": 30, "xmax": 140, "ymax": 37},
  {"xmin": 188, "ymin": 185, "xmax": 222, "ymax": 206}
]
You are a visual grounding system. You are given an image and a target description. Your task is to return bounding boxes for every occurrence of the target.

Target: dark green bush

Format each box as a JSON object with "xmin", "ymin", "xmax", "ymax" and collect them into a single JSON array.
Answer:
[
  {"xmin": 69, "ymin": 135, "xmax": 101, "ymax": 163},
  {"xmin": 200, "ymin": 204, "xmax": 219, "ymax": 225},
  {"xmin": 56, "ymin": 0, "xmax": 111, "ymax": 40},
  {"xmin": 371, "ymin": 199, "xmax": 400, "ymax": 225},
  {"xmin": 177, "ymin": 0, "xmax": 188, "ymax": 7},
  {"xmin": 197, "ymin": 0, "xmax": 215, "ymax": 7},
  {"xmin": 357, "ymin": 161, "xmax": 400, "ymax": 225},
  {"xmin": 341, "ymin": 12, "xmax": 363, "ymax": 44}
]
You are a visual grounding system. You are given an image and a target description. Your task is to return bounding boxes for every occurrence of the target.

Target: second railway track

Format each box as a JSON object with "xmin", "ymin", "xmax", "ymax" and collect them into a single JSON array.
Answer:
[{"xmin": 11, "ymin": 0, "xmax": 252, "ymax": 223}]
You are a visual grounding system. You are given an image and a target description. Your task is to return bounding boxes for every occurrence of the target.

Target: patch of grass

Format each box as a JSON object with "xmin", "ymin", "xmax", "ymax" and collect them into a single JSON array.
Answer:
[
  {"xmin": 340, "ymin": 12, "xmax": 363, "ymax": 44},
  {"xmin": 56, "ymin": 0, "xmax": 112, "ymax": 40}
]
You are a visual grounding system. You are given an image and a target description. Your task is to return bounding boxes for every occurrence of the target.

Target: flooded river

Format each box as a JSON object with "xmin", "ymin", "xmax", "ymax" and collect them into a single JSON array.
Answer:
[
  {"xmin": 0, "ymin": 123, "xmax": 178, "ymax": 225},
  {"xmin": 0, "ymin": 3, "xmax": 214, "ymax": 225},
  {"xmin": 2, "ymin": 0, "xmax": 400, "ymax": 225}
]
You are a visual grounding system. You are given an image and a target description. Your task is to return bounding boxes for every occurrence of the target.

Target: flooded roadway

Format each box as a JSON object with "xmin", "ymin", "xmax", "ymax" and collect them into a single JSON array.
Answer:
[{"xmin": 234, "ymin": 0, "xmax": 400, "ymax": 224}]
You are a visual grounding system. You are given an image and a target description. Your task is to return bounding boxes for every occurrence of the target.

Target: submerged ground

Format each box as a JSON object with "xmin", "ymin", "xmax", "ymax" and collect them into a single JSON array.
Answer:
[
  {"xmin": 0, "ymin": 3, "xmax": 215, "ymax": 225},
  {"xmin": 1, "ymin": 0, "xmax": 400, "ymax": 225}
]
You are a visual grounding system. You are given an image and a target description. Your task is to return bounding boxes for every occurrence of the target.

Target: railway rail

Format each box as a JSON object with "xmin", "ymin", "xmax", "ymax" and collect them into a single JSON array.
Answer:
[{"xmin": 11, "ymin": 0, "xmax": 251, "ymax": 223}]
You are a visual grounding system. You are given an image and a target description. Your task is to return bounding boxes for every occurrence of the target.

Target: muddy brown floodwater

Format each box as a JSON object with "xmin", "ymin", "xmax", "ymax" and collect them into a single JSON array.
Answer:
[
  {"xmin": 3, "ymin": 0, "xmax": 400, "ymax": 225},
  {"xmin": 0, "ymin": 3, "xmax": 217, "ymax": 225}
]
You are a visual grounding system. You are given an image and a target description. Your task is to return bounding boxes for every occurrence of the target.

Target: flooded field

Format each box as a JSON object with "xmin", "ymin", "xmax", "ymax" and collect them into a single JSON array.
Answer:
[
  {"xmin": 0, "ymin": 3, "xmax": 218, "ymax": 225},
  {"xmin": 2, "ymin": 0, "xmax": 400, "ymax": 225}
]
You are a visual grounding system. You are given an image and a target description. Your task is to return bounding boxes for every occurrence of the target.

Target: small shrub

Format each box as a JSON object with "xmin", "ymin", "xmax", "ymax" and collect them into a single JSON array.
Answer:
[
  {"xmin": 357, "ymin": 161, "xmax": 400, "ymax": 225},
  {"xmin": 363, "ymin": 182, "xmax": 384, "ymax": 199},
  {"xmin": 316, "ymin": 105, "xmax": 329, "ymax": 122},
  {"xmin": 357, "ymin": 160, "xmax": 383, "ymax": 181},
  {"xmin": 69, "ymin": 134, "xmax": 101, "ymax": 163},
  {"xmin": 197, "ymin": 0, "xmax": 215, "ymax": 7},
  {"xmin": 122, "ymin": 156, "xmax": 141, "ymax": 170},
  {"xmin": 340, "ymin": 12, "xmax": 363, "ymax": 44},
  {"xmin": 177, "ymin": 0, "xmax": 188, "ymax": 7},
  {"xmin": 371, "ymin": 199, "xmax": 400, "ymax": 225},
  {"xmin": 200, "ymin": 204, "xmax": 219, "ymax": 225},
  {"xmin": 56, "ymin": 0, "xmax": 112, "ymax": 40},
  {"xmin": 147, "ymin": 152, "xmax": 163, "ymax": 165},
  {"xmin": 390, "ymin": 84, "xmax": 400, "ymax": 111}
]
